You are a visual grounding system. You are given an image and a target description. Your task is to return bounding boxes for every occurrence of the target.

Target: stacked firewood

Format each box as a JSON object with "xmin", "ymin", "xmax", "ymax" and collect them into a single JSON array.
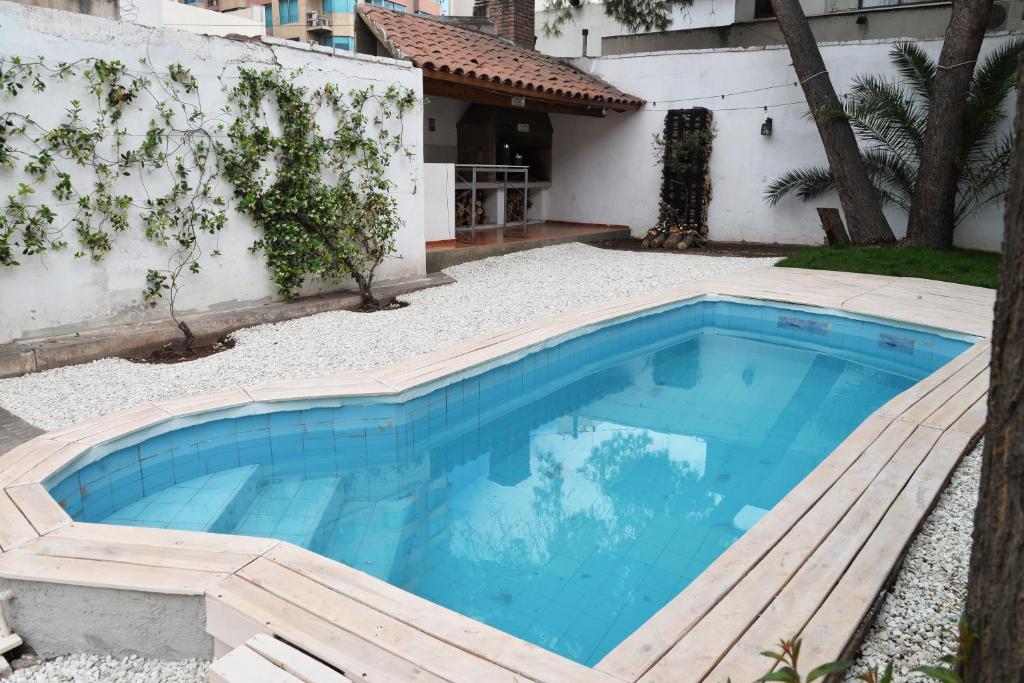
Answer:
[
  {"xmin": 640, "ymin": 203, "xmax": 708, "ymax": 251},
  {"xmin": 505, "ymin": 189, "xmax": 526, "ymax": 223},
  {"xmin": 455, "ymin": 191, "xmax": 486, "ymax": 226}
]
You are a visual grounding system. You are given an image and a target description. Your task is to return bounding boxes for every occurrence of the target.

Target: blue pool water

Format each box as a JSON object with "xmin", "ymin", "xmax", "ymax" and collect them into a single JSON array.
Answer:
[{"xmin": 48, "ymin": 299, "xmax": 971, "ymax": 666}]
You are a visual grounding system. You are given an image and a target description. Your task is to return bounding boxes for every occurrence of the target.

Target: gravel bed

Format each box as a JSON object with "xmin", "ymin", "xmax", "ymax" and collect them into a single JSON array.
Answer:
[
  {"xmin": 7, "ymin": 654, "xmax": 207, "ymax": 682},
  {"xmin": 846, "ymin": 439, "xmax": 982, "ymax": 680},
  {"xmin": 0, "ymin": 243, "xmax": 777, "ymax": 431}
]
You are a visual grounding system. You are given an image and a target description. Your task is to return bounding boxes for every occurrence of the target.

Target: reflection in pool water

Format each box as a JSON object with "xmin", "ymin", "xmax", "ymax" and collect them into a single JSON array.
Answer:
[{"xmin": 49, "ymin": 300, "xmax": 970, "ymax": 665}]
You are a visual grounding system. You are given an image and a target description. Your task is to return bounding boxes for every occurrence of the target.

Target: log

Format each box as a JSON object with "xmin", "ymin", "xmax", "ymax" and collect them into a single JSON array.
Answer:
[
  {"xmin": 677, "ymin": 233, "xmax": 696, "ymax": 251},
  {"xmin": 651, "ymin": 231, "xmax": 669, "ymax": 248},
  {"xmin": 664, "ymin": 232, "xmax": 685, "ymax": 249},
  {"xmin": 816, "ymin": 208, "xmax": 851, "ymax": 246}
]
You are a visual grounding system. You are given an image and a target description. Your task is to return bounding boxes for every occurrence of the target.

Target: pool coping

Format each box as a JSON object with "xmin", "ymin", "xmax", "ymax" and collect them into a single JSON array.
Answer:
[{"xmin": 0, "ymin": 267, "xmax": 994, "ymax": 682}]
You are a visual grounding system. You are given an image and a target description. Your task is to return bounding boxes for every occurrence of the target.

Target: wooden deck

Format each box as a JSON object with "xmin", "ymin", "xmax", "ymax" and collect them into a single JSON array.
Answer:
[{"xmin": 0, "ymin": 267, "xmax": 993, "ymax": 681}]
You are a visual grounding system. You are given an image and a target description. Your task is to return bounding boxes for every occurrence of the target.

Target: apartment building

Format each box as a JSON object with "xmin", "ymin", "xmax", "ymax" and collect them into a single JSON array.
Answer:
[{"xmin": 181, "ymin": 0, "xmax": 442, "ymax": 49}]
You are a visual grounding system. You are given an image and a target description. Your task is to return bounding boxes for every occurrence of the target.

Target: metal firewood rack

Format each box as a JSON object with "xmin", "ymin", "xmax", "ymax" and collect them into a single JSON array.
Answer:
[{"xmin": 454, "ymin": 164, "xmax": 529, "ymax": 244}]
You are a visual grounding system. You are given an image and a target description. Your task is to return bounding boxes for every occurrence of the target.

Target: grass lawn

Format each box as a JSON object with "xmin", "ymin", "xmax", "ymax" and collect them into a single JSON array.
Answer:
[{"xmin": 776, "ymin": 245, "xmax": 1001, "ymax": 289}]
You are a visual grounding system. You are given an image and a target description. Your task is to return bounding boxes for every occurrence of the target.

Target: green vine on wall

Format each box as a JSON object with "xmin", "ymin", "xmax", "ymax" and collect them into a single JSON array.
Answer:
[
  {"xmin": 0, "ymin": 55, "xmax": 417, "ymax": 344},
  {"xmin": 217, "ymin": 68, "xmax": 416, "ymax": 310},
  {"xmin": 0, "ymin": 55, "xmax": 225, "ymax": 347}
]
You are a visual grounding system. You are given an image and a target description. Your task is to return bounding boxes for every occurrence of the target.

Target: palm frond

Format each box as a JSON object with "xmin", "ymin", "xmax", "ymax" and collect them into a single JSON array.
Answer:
[
  {"xmin": 764, "ymin": 166, "xmax": 834, "ymax": 206},
  {"xmin": 846, "ymin": 75, "xmax": 926, "ymax": 161},
  {"xmin": 963, "ymin": 37, "xmax": 1024, "ymax": 161},
  {"xmin": 957, "ymin": 133, "xmax": 1013, "ymax": 224},
  {"xmin": 861, "ymin": 148, "xmax": 916, "ymax": 211},
  {"xmin": 889, "ymin": 41, "xmax": 935, "ymax": 104}
]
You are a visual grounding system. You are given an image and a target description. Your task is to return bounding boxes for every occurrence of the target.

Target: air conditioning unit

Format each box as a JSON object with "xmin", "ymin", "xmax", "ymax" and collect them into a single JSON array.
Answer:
[
  {"xmin": 307, "ymin": 11, "xmax": 329, "ymax": 27},
  {"xmin": 989, "ymin": 1, "xmax": 1010, "ymax": 30}
]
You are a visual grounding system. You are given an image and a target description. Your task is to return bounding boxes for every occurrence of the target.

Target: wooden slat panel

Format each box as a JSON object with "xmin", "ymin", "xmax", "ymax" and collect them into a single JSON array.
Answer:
[
  {"xmin": 597, "ymin": 414, "xmax": 894, "ymax": 681},
  {"xmin": 247, "ymin": 634, "xmax": 353, "ymax": 683},
  {"xmin": 238, "ymin": 558, "xmax": 527, "ymax": 683},
  {"xmin": 266, "ymin": 543, "xmax": 614, "ymax": 683},
  {"xmin": 209, "ymin": 643, "xmax": 304, "ymax": 683},
  {"xmin": 0, "ymin": 549, "xmax": 226, "ymax": 594},
  {"xmin": 704, "ymin": 425, "xmax": 944, "ymax": 681},
  {"xmin": 209, "ymin": 575, "xmax": 446, "ymax": 683},
  {"xmin": 636, "ymin": 419, "xmax": 918, "ymax": 682}
]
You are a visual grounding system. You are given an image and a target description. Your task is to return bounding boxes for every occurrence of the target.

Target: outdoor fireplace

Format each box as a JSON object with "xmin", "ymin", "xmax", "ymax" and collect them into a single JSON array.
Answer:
[{"xmin": 456, "ymin": 105, "xmax": 553, "ymax": 182}]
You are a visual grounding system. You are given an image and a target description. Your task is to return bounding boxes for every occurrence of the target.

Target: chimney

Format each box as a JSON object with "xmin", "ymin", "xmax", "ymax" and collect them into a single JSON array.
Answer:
[{"xmin": 474, "ymin": 0, "xmax": 535, "ymax": 49}]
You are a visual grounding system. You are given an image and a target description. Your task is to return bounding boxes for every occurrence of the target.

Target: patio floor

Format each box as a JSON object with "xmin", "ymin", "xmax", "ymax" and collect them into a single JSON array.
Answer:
[
  {"xmin": 0, "ymin": 266, "xmax": 994, "ymax": 682},
  {"xmin": 426, "ymin": 221, "xmax": 630, "ymax": 272}
]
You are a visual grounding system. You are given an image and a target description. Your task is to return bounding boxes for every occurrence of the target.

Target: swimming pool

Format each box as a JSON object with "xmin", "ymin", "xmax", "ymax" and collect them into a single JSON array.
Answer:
[{"xmin": 45, "ymin": 297, "xmax": 972, "ymax": 665}]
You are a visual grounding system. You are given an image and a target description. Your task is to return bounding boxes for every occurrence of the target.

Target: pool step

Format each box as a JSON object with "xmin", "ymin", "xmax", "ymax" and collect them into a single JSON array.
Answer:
[
  {"xmin": 317, "ymin": 497, "xmax": 417, "ymax": 583},
  {"xmin": 231, "ymin": 477, "xmax": 346, "ymax": 549},
  {"xmin": 100, "ymin": 465, "xmax": 263, "ymax": 532},
  {"xmin": 210, "ymin": 633, "xmax": 351, "ymax": 683}
]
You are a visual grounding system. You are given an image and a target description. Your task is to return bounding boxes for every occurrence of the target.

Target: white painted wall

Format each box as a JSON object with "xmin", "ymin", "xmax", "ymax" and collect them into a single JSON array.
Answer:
[
  {"xmin": 161, "ymin": 0, "xmax": 264, "ymax": 37},
  {"xmin": 546, "ymin": 36, "xmax": 1013, "ymax": 250},
  {"xmin": 536, "ymin": 1, "xmax": 736, "ymax": 57},
  {"xmin": 0, "ymin": 0, "xmax": 425, "ymax": 343},
  {"xmin": 425, "ymin": 163, "xmax": 456, "ymax": 241},
  {"xmin": 423, "ymin": 95, "xmax": 469, "ymax": 163}
]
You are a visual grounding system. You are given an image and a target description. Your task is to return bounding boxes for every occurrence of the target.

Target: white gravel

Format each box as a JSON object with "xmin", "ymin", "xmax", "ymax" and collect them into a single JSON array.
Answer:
[
  {"xmin": 846, "ymin": 439, "xmax": 982, "ymax": 680},
  {"xmin": 7, "ymin": 654, "xmax": 207, "ymax": 682},
  {"xmin": 0, "ymin": 243, "xmax": 777, "ymax": 431},
  {"xmin": 0, "ymin": 243, "xmax": 980, "ymax": 680}
]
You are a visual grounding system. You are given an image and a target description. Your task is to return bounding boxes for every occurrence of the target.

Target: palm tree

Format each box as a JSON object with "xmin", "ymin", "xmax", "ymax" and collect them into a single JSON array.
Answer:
[{"xmin": 766, "ymin": 39, "xmax": 1024, "ymax": 228}]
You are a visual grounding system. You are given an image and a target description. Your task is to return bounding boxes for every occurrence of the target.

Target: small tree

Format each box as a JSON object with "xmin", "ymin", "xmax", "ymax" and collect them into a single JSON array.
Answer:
[{"xmin": 218, "ymin": 68, "xmax": 416, "ymax": 310}]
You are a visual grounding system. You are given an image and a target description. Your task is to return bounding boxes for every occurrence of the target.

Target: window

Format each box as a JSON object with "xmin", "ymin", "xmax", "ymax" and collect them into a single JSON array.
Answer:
[
  {"xmin": 753, "ymin": 0, "xmax": 774, "ymax": 18},
  {"xmin": 263, "ymin": 3, "xmax": 273, "ymax": 27},
  {"xmin": 367, "ymin": 0, "xmax": 405, "ymax": 10},
  {"xmin": 320, "ymin": 35, "xmax": 354, "ymax": 49},
  {"xmin": 279, "ymin": 0, "xmax": 298, "ymax": 24},
  {"xmin": 322, "ymin": 0, "xmax": 355, "ymax": 12}
]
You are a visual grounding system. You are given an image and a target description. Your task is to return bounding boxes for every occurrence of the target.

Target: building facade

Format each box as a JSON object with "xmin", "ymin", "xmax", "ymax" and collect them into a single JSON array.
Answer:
[
  {"xmin": 179, "ymin": 0, "xmax": 442, "ymax": 49},
  {"xmin": 536, "ymin": 0, "xmax": 1023, "ymax": 57}
]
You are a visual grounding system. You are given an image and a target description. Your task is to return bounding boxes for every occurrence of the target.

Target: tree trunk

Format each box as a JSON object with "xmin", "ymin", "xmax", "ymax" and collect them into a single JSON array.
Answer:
[
  {"xmin": 906, "ymin": 0, "xmax": 994, "ymax": 249},
  {"xmin": 769, "ymin": 0, "xmax": 895, "ymax": 245},
  {"xmin": 963, "ymin": 56, "xmax": 1024, "ymax": 682}
]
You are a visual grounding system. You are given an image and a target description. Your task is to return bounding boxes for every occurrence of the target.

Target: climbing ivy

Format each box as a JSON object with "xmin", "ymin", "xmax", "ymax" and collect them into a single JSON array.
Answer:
[
  {"xmin": 0, "ymin": 54, "xmax": 417, "ymax": 345},
  {"xmin": 0, "ymin": 56, "xmax": 225, "ymax": 347},
  {"xmin": 217, "ymin": 68, "xmax": 416, "ymax": 309}
]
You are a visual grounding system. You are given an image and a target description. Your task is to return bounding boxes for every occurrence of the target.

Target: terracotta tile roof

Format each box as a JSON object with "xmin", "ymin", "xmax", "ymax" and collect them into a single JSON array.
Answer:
[{"xmin": 357, "ymin": 6, "xmax": 644, "ymax": 110}]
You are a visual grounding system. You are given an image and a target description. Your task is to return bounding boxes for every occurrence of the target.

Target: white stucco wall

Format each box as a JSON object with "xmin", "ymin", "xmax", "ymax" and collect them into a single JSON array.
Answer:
[
  {"xmin": 425, "ymin": 163, "xmax": 456, "ymax": 241},
  {"xmin": 546, "ymin": 36, "xmax": 1012, "ymax": 250},
  {"xmin": 161, "ymin": 0, "xmax": 264, "ymax": 37},
  {"xmin": 536, "ymin": 1, "xmax": 737, "ymax": 57},
  {"xmin": 0, "ymin": 0, "xmax": 425, "ymax": 344}
]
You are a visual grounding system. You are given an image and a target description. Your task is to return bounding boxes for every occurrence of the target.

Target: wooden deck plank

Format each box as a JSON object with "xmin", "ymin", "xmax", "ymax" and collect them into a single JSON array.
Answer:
[
  {"xmin": 898, "ymin": 354, "xmax": 990, "ymax": 425},
  {"xmin": 875, "ymin": 342, "xmax": 990, "ymax": 420},
  {"xmin": 0, "ymin": 490, "xmax": 38, "ymax": 551},
  {"xmin": 596, "ymin": 414, "xmax": 894, "ymax": 681},
  {"xmin": 209, "ymin": 575, "xmax": 447, "ymax": 683},
  {"xmin": 797, "ymin": 428, "xmax": 977, "ymax": 670},
  {"xmin": 246, "ymin": 633, "xmax": 353, "ymax": 683},
  {"xmin": 51, "ymin": 521, "xmax": 281, "ymax": 557},
  {"xmin": 921, "ymin": 371, "xmax": 990, "ymax": 430},
  {"xmin": 238, "ymin": 557, "xmax": 530, "ymax": 683},
  {"xmin": 209, "ymin": 643, "xmax": 304, "ymax": 683},
  {"xmin": 19, "ymin": 535, "xmax": 260, "ymax": 574},
  {"xmin": 636, "ymin": 419, "xmax": 919, "ymax": 682},
  {"xmin": 5, "ymin": 483, "xmax": 71, "ymax": 536},
  {"xmin": 0, "ymin": 438, "xmax": 84, "ymax": 488},
  {"xmin": 703, "ymin": 425, "xmax": 944, "ymax": 682},
  {"xmin": 0, "ymin": 549, "xmax": 226, "ymax": 594},
  {"xmin": 266, "ymin": 543, "xmax": 615, "ymax": 683}
]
